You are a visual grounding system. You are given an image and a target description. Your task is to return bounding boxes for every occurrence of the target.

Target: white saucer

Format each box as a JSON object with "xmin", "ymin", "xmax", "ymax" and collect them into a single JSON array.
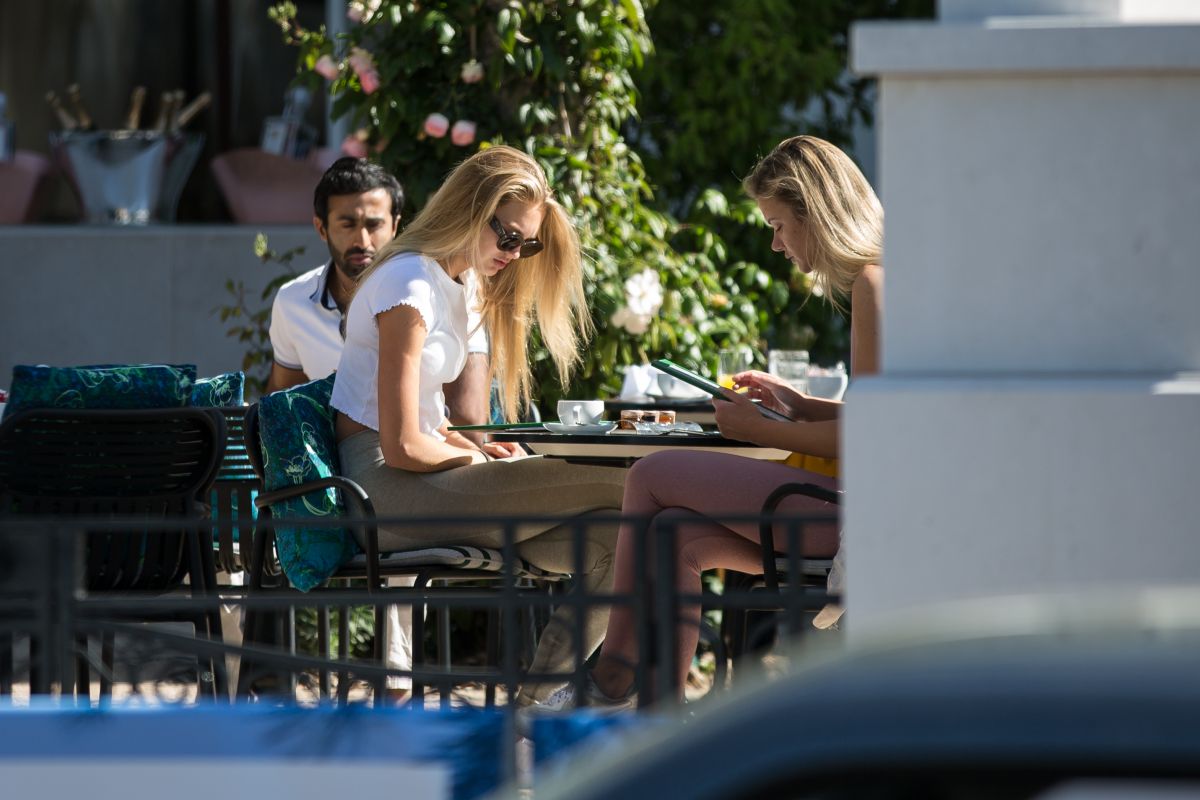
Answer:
[
  {"xmin": 645, "ymin": 387, "xmax": 709, "ymax": 400},
  {"xmin": 543, "ymin": 421, "xmax": 616, "ymax": 435}
]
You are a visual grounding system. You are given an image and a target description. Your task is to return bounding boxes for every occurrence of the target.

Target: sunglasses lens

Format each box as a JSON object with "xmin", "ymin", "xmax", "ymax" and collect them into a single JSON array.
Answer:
[
  {"xmin": 491, "ymin": 217, "xmax": 542, "ymax": 257},
  {"xmin": 519, "ymin": 240, "xmax": 544, "ymax": 258}
]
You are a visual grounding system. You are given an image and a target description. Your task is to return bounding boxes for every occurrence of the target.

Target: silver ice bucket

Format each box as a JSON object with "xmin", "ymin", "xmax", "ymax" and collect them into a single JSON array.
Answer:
[{"xmin": 49, "ymin": 130, "xmax": 204, "ymax": 224}]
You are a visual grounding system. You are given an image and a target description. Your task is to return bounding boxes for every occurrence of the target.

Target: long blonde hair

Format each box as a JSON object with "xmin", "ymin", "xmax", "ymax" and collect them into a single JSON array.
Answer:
[
  {"xmin": 744, "ymin": 135, "xmax": 883, "ymax": 310},
  {"xmin": 355, "ymin": 145, "xmax": 589, "ymax": 421}
]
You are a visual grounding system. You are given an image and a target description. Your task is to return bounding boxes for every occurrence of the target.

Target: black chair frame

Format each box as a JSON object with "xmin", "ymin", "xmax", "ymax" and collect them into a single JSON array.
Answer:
[
  {"xmin": 0, "ymin": 406, "xmax": 229, "ymax": 700},
  {"xmin": 719, "ymin": 482, "xmax": 842, "ymax": 673},
  {"xmin": 236, "ymin": 403, "xmax": 563, "ymax": 706}
]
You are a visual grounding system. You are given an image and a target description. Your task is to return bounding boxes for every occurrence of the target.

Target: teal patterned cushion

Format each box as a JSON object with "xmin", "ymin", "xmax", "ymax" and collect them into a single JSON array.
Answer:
[
  {"xmin": 191, "ymin": 371, "xmax": 245, "ymax": 407},
  {"xmin": 257, "ymin": 374, "xmax": 360, "ymax": 591},
  {"xmin": 2, "ymin": 363, "xmax": 196, "ymax": 421}
]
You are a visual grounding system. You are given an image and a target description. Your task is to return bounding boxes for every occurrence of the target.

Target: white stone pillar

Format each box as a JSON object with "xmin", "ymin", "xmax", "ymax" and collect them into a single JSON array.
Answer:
[{"xmin": 844, "ymin": 0, "xmax": 1200, "ymax": 635}]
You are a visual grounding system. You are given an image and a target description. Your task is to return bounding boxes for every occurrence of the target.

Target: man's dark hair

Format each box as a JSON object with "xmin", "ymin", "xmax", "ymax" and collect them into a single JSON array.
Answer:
[{"xmin": 313, "ymin": 157, "xmax": 404, "ymax": 223}]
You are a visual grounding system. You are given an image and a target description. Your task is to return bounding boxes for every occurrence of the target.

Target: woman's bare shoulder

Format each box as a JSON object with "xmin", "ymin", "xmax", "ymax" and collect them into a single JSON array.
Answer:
[{"xmin": 855, "ymin": 263, "xmax": 883, "ymax": 294}]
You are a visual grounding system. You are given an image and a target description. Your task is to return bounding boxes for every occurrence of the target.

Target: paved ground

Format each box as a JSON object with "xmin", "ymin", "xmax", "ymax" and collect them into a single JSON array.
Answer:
[{"xmin": 4, "ymin": 653, "xmax": 722, "ymax": 708}]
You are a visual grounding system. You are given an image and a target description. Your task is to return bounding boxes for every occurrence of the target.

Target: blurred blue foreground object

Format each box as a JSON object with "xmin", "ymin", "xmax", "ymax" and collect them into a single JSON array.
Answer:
[
  {"xmin": 0, "ymin": 704, "xmax": 504, "ymax": 800},
  {"xmin": 517, "ymin": 588, "xmax": 1200, "ymax": 800}
]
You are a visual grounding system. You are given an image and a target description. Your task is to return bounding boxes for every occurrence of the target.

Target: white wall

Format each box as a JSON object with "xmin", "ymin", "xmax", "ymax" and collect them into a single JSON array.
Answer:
[
  {"xmin": 847, "ymin": 2, "xmax": 1200, "ymax": 634},
  {"xmin": 879, "ymin": 75, "xmax": 1200, "ymax": 374}
]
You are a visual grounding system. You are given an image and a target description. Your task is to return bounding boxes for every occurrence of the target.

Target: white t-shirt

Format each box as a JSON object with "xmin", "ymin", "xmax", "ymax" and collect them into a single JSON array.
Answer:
[
  {"xmin": 270, "ymin": 261, "xmax": 488, "ymax": 382},
  {"xmin": 330, "ymin": 253, "xmax": 483, "ymax": 436}
]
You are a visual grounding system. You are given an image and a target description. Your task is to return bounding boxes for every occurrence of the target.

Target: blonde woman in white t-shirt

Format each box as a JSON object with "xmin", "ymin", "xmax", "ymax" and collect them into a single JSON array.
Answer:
[{"xmin": 330, "ymin": 145, "xmax": 626, "ymax": 705}]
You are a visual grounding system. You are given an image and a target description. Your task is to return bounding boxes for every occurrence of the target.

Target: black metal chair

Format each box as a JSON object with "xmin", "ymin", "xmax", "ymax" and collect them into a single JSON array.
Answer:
[
  {"xmin": 718, "ymin": 482, "xmax": 841, "ymax": 675},
  {"xmin": 0, "ymin": 406, "xmax": 228, "ymax": 699},
  {"xmin": 210, "ymin": 406, "xmax": 267, "ymax": 577},
  {"xmin": 236, "ymin": 402, "xmax": 567, "ymax": 705}
]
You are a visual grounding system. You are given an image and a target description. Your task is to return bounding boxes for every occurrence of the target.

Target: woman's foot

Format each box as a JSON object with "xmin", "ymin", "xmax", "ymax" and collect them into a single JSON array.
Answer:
[{"xmin": 533, "ymin": 674, "xmax": 637, "ymax": 713}]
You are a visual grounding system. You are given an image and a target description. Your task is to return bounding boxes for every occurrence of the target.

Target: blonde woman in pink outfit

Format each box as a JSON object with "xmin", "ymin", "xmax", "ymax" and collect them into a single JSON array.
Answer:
[{"xmin": 541, "ymin": 135, "xmax": 884, "ymax": 710}]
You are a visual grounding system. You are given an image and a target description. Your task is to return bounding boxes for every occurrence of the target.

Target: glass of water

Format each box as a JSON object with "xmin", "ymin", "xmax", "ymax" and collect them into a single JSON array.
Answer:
[{"xmin": 767, "ymin": 349, "xmax": 810, "ymax": 393}]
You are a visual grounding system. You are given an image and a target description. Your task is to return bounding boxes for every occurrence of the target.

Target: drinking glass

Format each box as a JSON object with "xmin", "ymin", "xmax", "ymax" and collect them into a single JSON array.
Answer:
[
  {"xmin": 717, "ymin": 349, "xmax": 750, "ymax": 389},
  {"xmin": 807, "ymin": 362, "xmax": 849, "ymax": 400},
  {"xmin": 767, "ymin": 349, "xmax": 810, "ymax": 393}
]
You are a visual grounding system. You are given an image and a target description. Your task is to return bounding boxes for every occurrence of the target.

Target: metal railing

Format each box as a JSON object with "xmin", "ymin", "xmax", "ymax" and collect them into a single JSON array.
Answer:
[{"xmin": 0, "ymin": 508, "xmax": 838, "ymax": 709}]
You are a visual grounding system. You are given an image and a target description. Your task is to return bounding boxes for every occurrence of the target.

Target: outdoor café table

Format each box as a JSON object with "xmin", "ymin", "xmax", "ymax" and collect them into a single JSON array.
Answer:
[{"xmin": 489, "ymin": 427, "xmax": 789, "ymax": 468}]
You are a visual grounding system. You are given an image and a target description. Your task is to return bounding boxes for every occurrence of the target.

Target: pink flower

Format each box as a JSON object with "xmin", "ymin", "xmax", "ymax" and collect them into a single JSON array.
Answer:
[
  {"xmin": 450, "ymin": 120, "xmax": 476, "ymax": 147},
  {"xmin": 348, "ymin": 47, "xmax": 380, "ymax": 94},
  {"xmin": 423, "ymin": 113, "xmax": 449, "ymax": 138},
  {"xmin": 358, "ymin": 68, "xmax": 380, "ymax": 94},
  {"xmin": 460, "ymin": 60, "xmax": 484, "ymax": 84},
  {"xmin": 314, "ymin": 54, "xmax": 339, "ymax": 80},
  {"xmin": 348, "ymin": 48, "xmax": 373, "ymax": 71},
  {"xmin": 341, "ymin": 132, "xmax": 369, "ymax": 158}
]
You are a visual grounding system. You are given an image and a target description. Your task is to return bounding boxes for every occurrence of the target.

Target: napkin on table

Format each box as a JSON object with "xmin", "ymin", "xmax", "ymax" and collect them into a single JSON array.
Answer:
[{"xmin": 619, "ymin": 364, "xmax": 656, "ymax": 400}]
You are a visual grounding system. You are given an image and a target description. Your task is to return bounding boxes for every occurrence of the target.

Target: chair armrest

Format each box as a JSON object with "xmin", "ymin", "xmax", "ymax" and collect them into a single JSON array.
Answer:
[
  {"xmin": 254, "ymin": 476, "xmax": 381, "ymax": 581},
  {"xmin": 253, "ymin": 475, "xmax": 372, "ymax": 513},
  {"xmin": 759, "ymin": 482, "xmax": 842, "ymax": 591}
]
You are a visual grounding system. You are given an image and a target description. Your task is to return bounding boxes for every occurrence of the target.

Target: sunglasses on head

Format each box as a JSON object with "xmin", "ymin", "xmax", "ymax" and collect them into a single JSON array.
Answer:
[{"xmin": 489, "ymin": 216, "xmax": 544, "ymax": 259}]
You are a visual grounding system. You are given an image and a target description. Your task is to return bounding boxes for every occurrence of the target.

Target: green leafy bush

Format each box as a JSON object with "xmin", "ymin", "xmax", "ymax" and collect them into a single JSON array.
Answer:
[
  {"xmin": 252, "ymin": 0, "xmax": 931, "ymax": 407},
  {"xmin": 630, "ymin": 0, "xmax": 934, "ymax": 364},
  {"xmin": 266, "ymin": 0, "xmax": 763, "ymax": 407},
  {"xmin": 218, "ymin": 233, "xmax": 306, "ymax": 398}
]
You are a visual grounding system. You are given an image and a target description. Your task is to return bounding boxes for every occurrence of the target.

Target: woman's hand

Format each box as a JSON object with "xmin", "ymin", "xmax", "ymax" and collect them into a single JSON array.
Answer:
[
  {"xmin": 482, "ymin": 440, "xmax": 528, "ymax": 460},
  {"xmin": 711, "ymin": 387, "xmax": 773, "ymax": 445},
  {"xmin": 730, "ymin": 370, "xmax": 805, "ymax": 419}
]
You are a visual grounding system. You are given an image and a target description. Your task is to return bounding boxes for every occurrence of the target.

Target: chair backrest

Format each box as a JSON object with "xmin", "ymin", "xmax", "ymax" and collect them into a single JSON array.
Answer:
[
  {"xmin": 0, "ymin": 407, "xmax": 226, "ymax": 591},
  {"xmin": 211, "ymin": 406, "xmax": 261, "ymax": 574},
  {"xmin": 243, "ymin": 403, "xmax": 267, "ymax": 482},
  {"xmin": 244, "ymin": 397, "xmax": 374, "ymax": 592}
]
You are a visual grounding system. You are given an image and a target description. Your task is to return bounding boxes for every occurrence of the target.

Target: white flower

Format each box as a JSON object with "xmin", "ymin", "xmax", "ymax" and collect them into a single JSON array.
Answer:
[
  {"xmin": 609, "ymin": 269, "xmax": 662, "ymax": 335},
  {"xmin": 623, "ymin": 268, "xmax": 663, "ymax": 318},
  {"xmin": 347, "ymin": 0, "xmax": 382, "ymax": 23},
  {"xmin": 460, "ymin": 59, "xmax": 485, "ymax": 84},
  {"xmin": 611, "ymin": 306, "xmax": 651, "ymax": 336}
]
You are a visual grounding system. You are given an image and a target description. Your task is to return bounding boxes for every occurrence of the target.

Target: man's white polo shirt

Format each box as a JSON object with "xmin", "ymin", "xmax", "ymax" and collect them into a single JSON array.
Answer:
[
  {"xmin": 269, "ymin": 262, "xmax": 488, "ymax": 380},
  {"xmin": 268, "ymin": 263, "xmax": 344, "ymax": 379}
]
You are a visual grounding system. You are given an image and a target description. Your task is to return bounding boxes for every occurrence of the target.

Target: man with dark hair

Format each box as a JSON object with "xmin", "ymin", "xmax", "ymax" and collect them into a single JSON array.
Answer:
[
  {"xmin": 265, "ymin": 157, "xmax": 490, "ymax": 701},
  {"xmin": 266, "ymin": 157, "xmax": 404, "ymax": 394}
]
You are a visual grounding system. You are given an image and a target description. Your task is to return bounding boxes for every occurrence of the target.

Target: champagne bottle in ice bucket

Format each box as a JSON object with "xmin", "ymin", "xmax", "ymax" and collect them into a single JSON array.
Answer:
[
  {"xmin": 45, "ymin": 91, "xmax": 78, "ymax": 130},
  {"xmin": 65, "ymin": 84, "xmax": 95, "ymax": 132},
  {"xmin": 48, "ymin": 83, "xmax": 206, "ymax": 225}
]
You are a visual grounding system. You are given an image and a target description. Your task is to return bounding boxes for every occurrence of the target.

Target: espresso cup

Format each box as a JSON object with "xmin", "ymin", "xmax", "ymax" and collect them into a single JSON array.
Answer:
[{"xmin": 557, "ymin": 399, "xmax": 605, "ymax": 426}]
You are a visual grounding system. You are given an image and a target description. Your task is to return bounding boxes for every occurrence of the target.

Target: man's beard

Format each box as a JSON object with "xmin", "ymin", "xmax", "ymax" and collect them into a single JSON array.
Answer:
[{"xmin": 333, "ymin": 246, "xmax": 372, "ymax": 279}]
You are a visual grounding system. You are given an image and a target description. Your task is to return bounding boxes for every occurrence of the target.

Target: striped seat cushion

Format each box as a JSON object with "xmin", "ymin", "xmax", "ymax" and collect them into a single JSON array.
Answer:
[
  {"xmin": 774, "ymin": 556, "xmax": 834, "ymax": 579},
  {"xmin": 345, "ymin": 545, "xmax": 565, "ymax": 581}
]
